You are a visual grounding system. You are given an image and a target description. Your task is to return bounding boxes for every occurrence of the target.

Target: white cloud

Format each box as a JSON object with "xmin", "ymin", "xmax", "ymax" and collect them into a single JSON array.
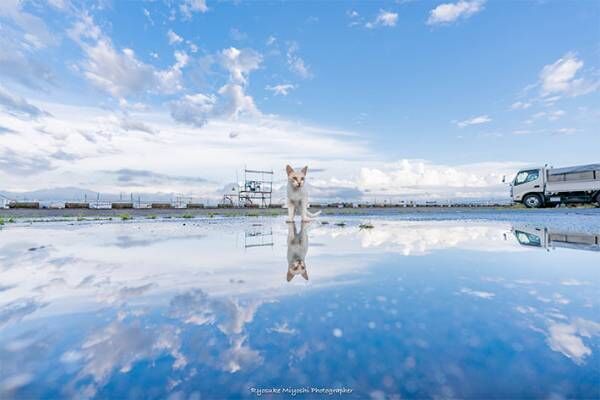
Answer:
[
  {"xmin": 169, "ymin": 47, "xmax": 261, "ymax": 127},
  {"xmin": 0, "ymin": 99, "xmax": 370, "ymax": 194},
  {"xmin": 218, "ymin": 84, "xmax": 259, "ymax": 118},
  {"xmin": 527, "ymin": 110, "xmax": 565, "ymax": 123},
  {"xmin": 119, "ymin": 115, "xmax": 158, "ymax": 135},
  {"xmin": 357, "ymin": 159, "xmax": 523, "ymax": 199},
  {"xmin": 427, "ymin": 0, "xmax": 485, "ymax": 25},
  {"xmin": 167, "ymin": 30, "xmax": 183, "ymax": 45},
  {"xmin": 265, "ymin": 84, "xmax": 296, "ymax": 96},
  {"xmin": 539, "ymin": 53, "xmax": 599, "ymax": 97},
  {"xmin": 220, "ymin": 47, "xmax": 262, "ymax": 85},
  {"xmin": 0, "ymin": 32, "xmax": 54, "ymax": 89},
  {"xmin": 510, "ymin": 101, "xmax": 531, "ymax": 110},
  {"xmin": 0, "ymin": 85, "xmax": 48, "ymax": 119},
  {"xmin": 347, "ymin": 10, "xmax": 362, "ymax": 27},
  {"xmin": 229, "ymin": 28, "xmax": 247, "ymax": 42},
  {"xmin": 456, "ymin": 115, "xmax": 491, "ymax": 127},
  {"xmin": 143, "ymin": 8, "xmax": 154, "ymax": 25},
  {"xmin": 69, "ymin": 15, "xmax": 188, "ymax": 97},
  {"xmin": 287, "ymin": 43, "xmax": 312, "ymax": 79},
  {"xmin": 366, "ymin": 10, "xmax": 398, "ymax": 28},
  {"xmin": 180, "ymin": 0, "xmax": 208, "ymax": 19},
  {"xmin": 169, "ymin": 93, "xmax": 216, "ymax": 127},
  {"xmin": 554, "ymin": 127, "xmax": 577, "ymax": 136},
  {"xmin": 0, "ymin": 98, "xmax": 525, "ymax": 199},
  {"xmin": 0, "ymin": 0, "xmax": 56, "ymax": 48},
  {"xmin": 156, "ymin": 51, "xmax": 189, "ymax": 94},
  {"xmin": 266, "ymin": 36, "xmax": 276, "ymax": 46}
]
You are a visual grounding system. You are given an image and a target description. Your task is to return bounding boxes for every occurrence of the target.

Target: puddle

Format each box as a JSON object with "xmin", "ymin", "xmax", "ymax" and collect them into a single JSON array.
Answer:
[{"xmin": 0, "ymin": 215, "xmax": 599, "ymax": 398}]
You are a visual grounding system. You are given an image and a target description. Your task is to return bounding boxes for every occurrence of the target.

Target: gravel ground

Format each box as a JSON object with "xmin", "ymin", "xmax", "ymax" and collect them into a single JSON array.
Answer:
[{"xmin": 1, "ymin": 206, "xmax": 599, "ymax": 233}]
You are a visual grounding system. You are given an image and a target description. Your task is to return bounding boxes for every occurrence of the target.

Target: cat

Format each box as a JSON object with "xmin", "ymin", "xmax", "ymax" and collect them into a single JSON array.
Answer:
[
  {"xmin": 287, "ymin": 221, "xmax": 309, "ymax": 281},
  {"xmin": 286, "ymin": 165, "xmax": 321, "ymax": 223}
]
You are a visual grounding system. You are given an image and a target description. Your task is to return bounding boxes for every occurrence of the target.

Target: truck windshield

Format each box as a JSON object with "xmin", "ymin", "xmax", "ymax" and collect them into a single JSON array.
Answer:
[
  {"xmin": 514, "ymin": 231, "xmax": 542, "ymax": 247},
  {"xmin": 514, "ymin": 169, "xmax": 540, "ymax": 185}
]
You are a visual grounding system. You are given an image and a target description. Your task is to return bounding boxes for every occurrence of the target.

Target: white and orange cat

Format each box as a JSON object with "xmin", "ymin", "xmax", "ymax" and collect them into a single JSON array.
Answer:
[
  {"xmin": 287, "ymin": 221, "xmax": 309, "ymax": 281},
  {"xmin": 285, "ymin": 165, "xmax": 321, "ymax": 223}
]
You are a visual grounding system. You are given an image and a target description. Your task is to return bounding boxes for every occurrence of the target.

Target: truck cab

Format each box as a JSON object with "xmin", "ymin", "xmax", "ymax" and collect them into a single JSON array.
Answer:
[{"xmin": 510, "ymin": 168, "xmax": 544, "ymax": 208}]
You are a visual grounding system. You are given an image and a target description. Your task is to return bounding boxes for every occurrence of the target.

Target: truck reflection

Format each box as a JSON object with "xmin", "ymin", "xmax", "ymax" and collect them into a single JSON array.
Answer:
[{"xmin": 512, "ymin": 226, "xmax": 600, "ymax": 252}]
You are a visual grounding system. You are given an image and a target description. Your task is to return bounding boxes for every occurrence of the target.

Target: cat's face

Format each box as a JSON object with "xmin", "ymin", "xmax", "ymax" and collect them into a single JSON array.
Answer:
[
  {"xmin": 286, "ymin": 165, "xmax": 307, "ymax": 189},
  {"xmin": 287, "ymin": 259, "xmax": 308, "ymax": 281}
]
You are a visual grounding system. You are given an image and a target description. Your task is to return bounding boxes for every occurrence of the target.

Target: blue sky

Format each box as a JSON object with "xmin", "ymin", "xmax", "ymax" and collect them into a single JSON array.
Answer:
[{"xmin": 0, "ymin": 0, "xmax": 599, "ymax": 201}]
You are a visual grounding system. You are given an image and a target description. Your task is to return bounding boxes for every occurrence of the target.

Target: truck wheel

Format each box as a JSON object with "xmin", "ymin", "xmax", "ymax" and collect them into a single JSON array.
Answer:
[{"xmin": 523, "ymin": 194, "xmax": 543, "ymax": 209}]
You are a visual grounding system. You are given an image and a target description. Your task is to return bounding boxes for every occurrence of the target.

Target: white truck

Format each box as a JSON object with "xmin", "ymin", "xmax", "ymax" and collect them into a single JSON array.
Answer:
[
  {"xmin": 507, "ymin": 163, "xmax": 600, "ymax": 208},
  {"xmin": 511, "ymin": 225, "xmax": 600, "ymax": 252}
]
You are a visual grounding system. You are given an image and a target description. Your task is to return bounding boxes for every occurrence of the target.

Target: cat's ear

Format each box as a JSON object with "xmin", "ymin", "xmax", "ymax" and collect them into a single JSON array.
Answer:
[
  {"xmin": 301, "ymin": 270, "xmax": 309, "ymax": 280},
  {"xmin": 287, "ymin": 270, "xmax": 294, "ymax": 282},
  {"xmin": 300, "ymin": 166, "xmax": 308, "ymax": 176},
  {"xmin": 286, "ymin": 165, "xmax": 294, "ymax": 176}
]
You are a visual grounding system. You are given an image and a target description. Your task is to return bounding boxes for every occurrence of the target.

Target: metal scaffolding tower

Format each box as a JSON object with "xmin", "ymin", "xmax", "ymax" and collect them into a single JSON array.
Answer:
[
  {"xmin": 239, "ymin": 168, "xmax": 273, "ymax": 208},
  {"xmin": 221, "ymin": 168, "xmax": 273, "ymax": 208}
]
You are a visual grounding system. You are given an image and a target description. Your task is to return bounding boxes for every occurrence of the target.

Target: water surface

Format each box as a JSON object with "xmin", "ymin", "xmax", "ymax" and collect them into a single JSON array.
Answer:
[{"xmin": 1, "ymin": 214, "xmax": 599, "ymax": 399}]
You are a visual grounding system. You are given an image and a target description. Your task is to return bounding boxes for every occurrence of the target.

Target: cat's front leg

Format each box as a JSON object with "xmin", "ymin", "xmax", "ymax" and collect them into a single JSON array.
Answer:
[
  {"xmin": 300, "ymin": 202, "xmax": 310, "ymax": 222},
  {"xmin": 287, "ymin": 202, "xmax": 295, "ymax": 223},
  {"xmin": 288, "ymin": 221, "xmax": 297, "ymax": 240}
]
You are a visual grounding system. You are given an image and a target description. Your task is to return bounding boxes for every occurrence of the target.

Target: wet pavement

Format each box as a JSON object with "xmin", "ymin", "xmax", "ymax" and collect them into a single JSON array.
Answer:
[{"xmin": 0, "ymin": 213, "xmax": 599, "ymax": 399}]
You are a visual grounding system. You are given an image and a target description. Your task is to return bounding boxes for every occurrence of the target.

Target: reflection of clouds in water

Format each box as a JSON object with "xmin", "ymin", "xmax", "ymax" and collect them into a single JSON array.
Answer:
[
  {"xmin": 169, "ymin": 289, "xmax": 266, "ymax": 372},
  {"xmin": 488, "ymin": 276, "xmax": 600, "ymax": 365},
  {"xmin": 169, "ymin": 288, "xmax": 267, "ymax": 335},
  {"xmin": 0, "ymin": 242, "xmax": 53, "ymax": 270},
  {"xmin": 268, "ymin": 322, "xmax": 297, "ymax": 335},
  {"xmin": 459, "ymin": 287, "xmax": 495, "ymax": 299},
  {"xmin": 67, "ymin": 316, "xmax": 186, "ymax": 398},
  {"xmin": 311, "ymin": 221, "xmax": 516, "ymax": 255},
  {"xmin": 560, "ymin": 279, "xmax": 589, "ymax": 286},
  {"xmin": 220, "ymin": 335, "xmax": 263, "ymax": 373},
  {"xmin": 546, "ymin": 318, "xmax": 600, "ymax": 364},
  {"xmin": 0, "ymin": 373, "xmax": 33, "ymax": 396},
  {"xmin": 1, "ymin": 217, "xmax": 599, "ymax": 398},
  {"xmin": 168, "ymin": 288, "xmax": 266, "ymax": 335},
  {"xmin": 0, "ymin": 298, "xmax": 47, "ymax": 330},
  {"xmin": 100, "ymin": 282, "xmax": 157, "ymax": 305},
  {"xmin": 109, "ymin": 233, "xmax": 206, "ymax": 249},
  {"xmin": 0, "ymin": 328, "xmax": 63, "ymax": 397}
]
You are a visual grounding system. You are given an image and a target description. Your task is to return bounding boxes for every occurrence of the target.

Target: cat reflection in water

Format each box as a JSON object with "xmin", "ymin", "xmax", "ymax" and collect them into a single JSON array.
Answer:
[{"xmin": 287, "ymin": 221, "xmax": 309, "ymax": 282}]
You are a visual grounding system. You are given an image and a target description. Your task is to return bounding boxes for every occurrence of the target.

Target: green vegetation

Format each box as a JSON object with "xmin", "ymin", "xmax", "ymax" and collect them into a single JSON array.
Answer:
[
  {"xmin": 146, "ymin": 215, "xmax": 157, "ymax": 219},
  {"xmin": 8, "ymin": 217, "xmax": 15, "ymax": 223},
  {"xmin": 0, "ymin": 217, "xmax": 4, "ymax": 225},
  {"xmin": 77, "ymin": 215, "xmax": 86, "ymax": 221},
  {"xmin": 247, "ymin": 211, "xmax": 260, "ymax": 217},
  {"xmin": 359, "ymin": 223, "xmax": 374, "ymax": 229},
  {"xmin": 182, "ymin": 214, "xmax": 194, "ymax": 219},
  {"xmin": 119, "ymin": 213, "xmax": 132, "ymax": 221}
]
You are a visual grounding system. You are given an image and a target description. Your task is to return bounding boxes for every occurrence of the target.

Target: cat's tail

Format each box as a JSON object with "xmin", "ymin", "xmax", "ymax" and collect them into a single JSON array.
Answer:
[{"xmin": 306, "ymin": 210, "xmax": 321, "ymax": 218}]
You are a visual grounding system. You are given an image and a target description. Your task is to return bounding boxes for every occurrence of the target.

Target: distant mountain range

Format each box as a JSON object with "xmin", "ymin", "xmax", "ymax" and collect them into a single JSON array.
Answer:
[{"xmin": 0, "ymin": 187, "xmax": 191, "ymax": 203}]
